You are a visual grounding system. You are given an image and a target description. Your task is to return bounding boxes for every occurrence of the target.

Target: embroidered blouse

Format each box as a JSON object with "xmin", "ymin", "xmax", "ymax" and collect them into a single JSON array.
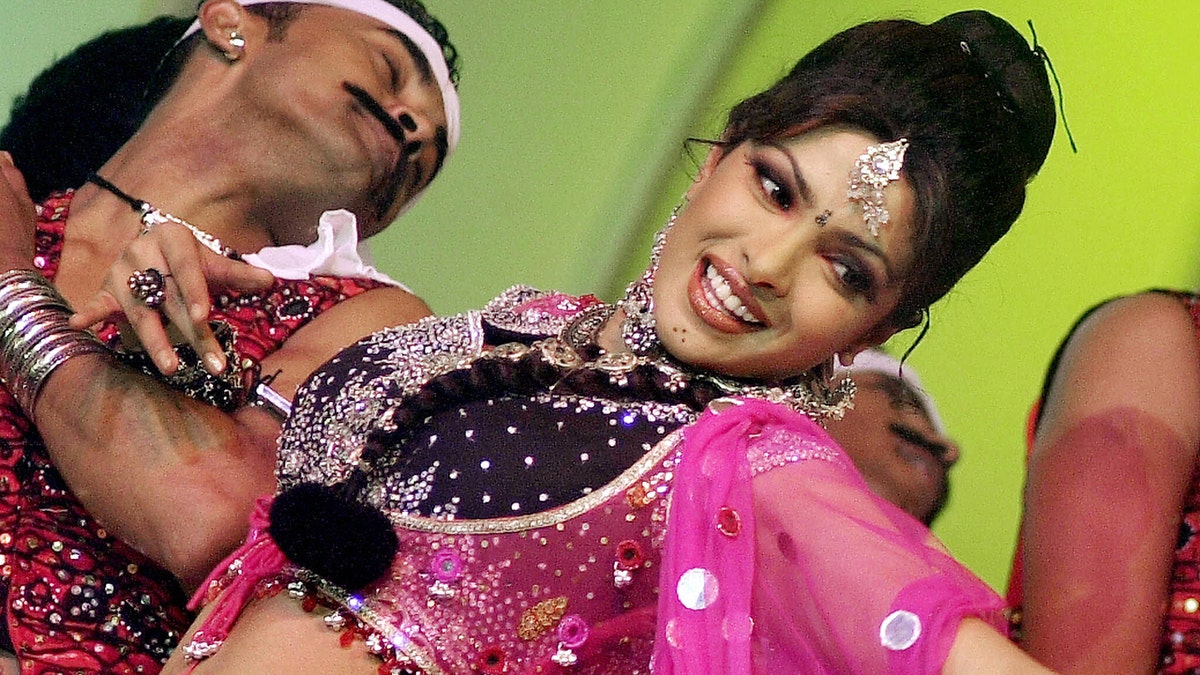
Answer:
[{"xmin": 186, "ymin": 286, "xmax": 1006, "ymax": 674}]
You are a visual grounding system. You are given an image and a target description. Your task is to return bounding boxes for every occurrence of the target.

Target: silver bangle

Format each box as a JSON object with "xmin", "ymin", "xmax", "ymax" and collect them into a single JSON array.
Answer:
[
  {"xmin": 22, "ymin": 338, "xmax": 107, "ymax": 411},
  {"xmin": 0, "ymin": 270, "xmax": 107, "ymax": 415}
]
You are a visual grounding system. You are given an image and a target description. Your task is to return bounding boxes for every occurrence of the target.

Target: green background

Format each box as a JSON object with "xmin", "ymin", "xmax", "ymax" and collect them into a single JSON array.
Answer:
[{"xmin": 2, "ymin": 1, "xmax": 1197, "ymax": 592}]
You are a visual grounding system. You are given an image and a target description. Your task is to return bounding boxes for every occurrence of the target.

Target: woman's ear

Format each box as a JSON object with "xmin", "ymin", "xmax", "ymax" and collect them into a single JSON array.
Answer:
[
  {"xmin": 684, "ymin": 144, "xmax": 727, "ymax": 202},
  {"xmin": 838, "ymin": 323, "xmax": 903, "ymax": 367},
  {"xmin": 197, "ymin": 0, "xmax": 250, "ymax": 60}
]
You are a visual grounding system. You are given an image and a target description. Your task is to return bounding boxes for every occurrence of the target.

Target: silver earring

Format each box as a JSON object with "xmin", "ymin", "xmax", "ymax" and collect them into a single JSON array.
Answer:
[
  {"xmin": 619, "ymin": 205, "xmax": 678, "ymax": 356},
  {"xmin": 225, "ymin": 31, "xmax": 246, "ymax": 62},
  {"xmin": 805, "ymin": 358, "xmax": 856, "ymax": 420}
]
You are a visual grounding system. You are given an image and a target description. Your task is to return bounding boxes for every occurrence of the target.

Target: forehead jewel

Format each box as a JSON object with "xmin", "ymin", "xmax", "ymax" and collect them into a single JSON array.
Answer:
[
  {"xmin": 181, "ymin": 0, "xmax": 460, "ymax": 155},
  {"xmin": 846, "ymin": 138, "xmax": 909, "ymax": 237}
]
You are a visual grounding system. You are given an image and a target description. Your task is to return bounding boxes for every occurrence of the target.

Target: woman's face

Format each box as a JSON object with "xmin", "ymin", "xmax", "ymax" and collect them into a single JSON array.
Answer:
[{"xmin": 652, "ymin": 126, "xmax": 917, "ymax": 380}]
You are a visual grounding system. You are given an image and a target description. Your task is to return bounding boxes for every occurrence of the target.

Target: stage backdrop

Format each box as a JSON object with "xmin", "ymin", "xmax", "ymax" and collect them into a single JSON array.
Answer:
[{"xmin": 2, "ymin": 0, "xmax": 1198, "ymax": 592}]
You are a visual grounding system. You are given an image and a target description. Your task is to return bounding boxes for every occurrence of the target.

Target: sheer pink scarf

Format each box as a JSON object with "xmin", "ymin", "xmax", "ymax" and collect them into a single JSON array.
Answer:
[{"xmin": 654, "ymin": 397, "xmax": 1006, "ymax": 674}]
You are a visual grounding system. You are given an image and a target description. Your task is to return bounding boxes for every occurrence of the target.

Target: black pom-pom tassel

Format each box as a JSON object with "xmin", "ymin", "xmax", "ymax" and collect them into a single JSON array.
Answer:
[{"xmin": 269, "ymin": 482, "xmax": 398, "ymax": 591}]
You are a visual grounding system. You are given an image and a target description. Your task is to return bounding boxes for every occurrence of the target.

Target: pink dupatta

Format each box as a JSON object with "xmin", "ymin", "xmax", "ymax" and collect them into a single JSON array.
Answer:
[{"xmin": 654, "ymin": 397, "xmax": 1006, "ymax": 674}]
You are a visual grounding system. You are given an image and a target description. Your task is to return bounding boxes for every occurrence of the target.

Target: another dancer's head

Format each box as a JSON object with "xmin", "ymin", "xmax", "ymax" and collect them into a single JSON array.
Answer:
[
  {"xmin": 3, "ymin": 0, "xmax": 462, "ymax": 238},
  {"xmin": 828, "ymin": 350, "xmax": 958, "ymax": 525}
]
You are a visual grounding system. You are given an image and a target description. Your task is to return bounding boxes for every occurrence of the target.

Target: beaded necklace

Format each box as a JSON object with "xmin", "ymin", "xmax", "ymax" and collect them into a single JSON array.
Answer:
[
  {"xmin": 353, "ymin": 302, "xmax": 852, "ymax": 490},
  {"xmin": 86, "ymin": 173, "xmax": 238, "ymax": 258}
]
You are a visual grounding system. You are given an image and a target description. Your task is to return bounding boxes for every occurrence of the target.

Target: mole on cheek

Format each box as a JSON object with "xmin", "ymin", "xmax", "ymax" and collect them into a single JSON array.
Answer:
[{"xmin": 776, "ymin": 532, "xmax": 798, "ymax": 563}]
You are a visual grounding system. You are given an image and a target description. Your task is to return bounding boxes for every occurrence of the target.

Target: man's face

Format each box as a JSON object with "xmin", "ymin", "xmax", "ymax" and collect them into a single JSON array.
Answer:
[
  {"xmin": 230, "ymin": 3, "xmax": 448, "ymax": 235},
  {"xmin": 825, "ymin": 371, "xmax": 958, "ymax": 523}
]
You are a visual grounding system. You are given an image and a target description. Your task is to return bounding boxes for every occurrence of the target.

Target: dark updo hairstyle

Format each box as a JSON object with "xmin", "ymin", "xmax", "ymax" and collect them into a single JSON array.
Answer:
[{"xmin": 722, "ymin": 10, "xmax": 1055, "ymax": 327}]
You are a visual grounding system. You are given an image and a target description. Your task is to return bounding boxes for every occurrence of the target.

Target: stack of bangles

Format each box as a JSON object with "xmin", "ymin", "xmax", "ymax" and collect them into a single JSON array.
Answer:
[{"xmin": 0, "ymin": 269, "xmax": 108, "ymax": 415}]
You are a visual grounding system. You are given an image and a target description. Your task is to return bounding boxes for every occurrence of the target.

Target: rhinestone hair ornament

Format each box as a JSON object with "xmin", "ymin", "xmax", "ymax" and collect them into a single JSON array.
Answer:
[
  {"xmin": 179, "ymin": 0, "xmax": 461, "ymax": 157},
  {"xmin": 847, "ymin": 138, "xmax": 910, "ymax": 237}
]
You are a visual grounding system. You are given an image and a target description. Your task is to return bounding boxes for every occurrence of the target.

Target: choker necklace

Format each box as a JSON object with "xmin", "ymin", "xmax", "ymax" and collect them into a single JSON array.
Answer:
[
  {"xmin": 86, "ymin": 173, "xmax": 238, "ymax": 258},
  {"xmin": 559, "ymin": 302, "xmax": 855, "ymax": 423}
]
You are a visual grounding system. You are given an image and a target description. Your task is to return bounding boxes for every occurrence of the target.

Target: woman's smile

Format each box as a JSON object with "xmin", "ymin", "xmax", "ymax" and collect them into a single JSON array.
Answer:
[
  {"xmin": 688, "ymin": 257, "xmax": 768, "ymax": 333},
  {"xmin": 651, "ymin": 128, "xmax": 915, "ymax": 379}
]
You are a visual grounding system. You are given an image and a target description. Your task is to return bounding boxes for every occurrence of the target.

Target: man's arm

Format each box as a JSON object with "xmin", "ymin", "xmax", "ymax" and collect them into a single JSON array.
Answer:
[
  {"xmin": 1021, "ymin": 293, "xmax": 1200, "ymax": 673},
  {"xmin": 35, "ymin": 285, "xmax": 430, "ymax": 590}
]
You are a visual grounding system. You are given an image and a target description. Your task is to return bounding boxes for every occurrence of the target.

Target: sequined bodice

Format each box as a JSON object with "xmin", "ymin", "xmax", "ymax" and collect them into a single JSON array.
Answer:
[
  {"xmin": 382, "ymin": 392, "xmax": 693, "ymax": 519},
  {"xmin": 263, "ymin": 287, "xmax": 700, "ymax": 673}
]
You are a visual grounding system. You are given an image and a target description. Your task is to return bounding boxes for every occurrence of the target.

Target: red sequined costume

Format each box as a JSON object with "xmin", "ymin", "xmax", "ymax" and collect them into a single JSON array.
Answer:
[
  {"xmin": 0, "ymin": 191, "xmax": 388, "ymax": 674},
  {"xmin": 1007, "ymin": 291, "xmax": 1200, "ymax": 672}
]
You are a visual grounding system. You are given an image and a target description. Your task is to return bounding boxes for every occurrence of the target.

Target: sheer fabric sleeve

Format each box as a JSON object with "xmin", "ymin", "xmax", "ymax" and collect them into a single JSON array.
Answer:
[
  {"xmin": 750, "ymin": 425, "xmax": 1005, "ymax": 673},
  {"xmin": 653, "ymin": 397, "xmax": 1005, "ymax": 675}
]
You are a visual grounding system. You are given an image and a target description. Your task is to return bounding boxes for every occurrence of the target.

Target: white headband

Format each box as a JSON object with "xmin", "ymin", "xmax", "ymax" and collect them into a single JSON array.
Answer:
[
  {"xmin": 836, "ymin": 350, "xmax": 946, "ymax": 435},
  {"xmin": 183, "ymin": 0, "xmax": 460, "ymax": 156}
]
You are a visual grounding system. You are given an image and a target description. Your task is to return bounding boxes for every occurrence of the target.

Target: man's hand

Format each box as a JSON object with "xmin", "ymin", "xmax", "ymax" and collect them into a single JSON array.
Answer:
[{"xmin": 69, "ymin": 222, "xmax": 275, "ymax": 375}]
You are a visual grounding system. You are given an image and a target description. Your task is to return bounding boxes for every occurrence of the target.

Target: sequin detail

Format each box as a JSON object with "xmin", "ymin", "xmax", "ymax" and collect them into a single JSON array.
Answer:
[
  {"xmin": 518, "ymin": 597, "xmax": 568, "ymax": 641},
  {"xmin": 676, "ymin": 568, "xmax": 720, "ymax": 611},
  {"xmin": 716, "ymin": 507, "xmax": 741, "ymax": 538},
  {"xmin": 747, "ymin": 427, "xmax": 844, "ymax": 477},
  {"xmin": 880, "ymin": 610, "xmax": 921, "ymax": 650}
]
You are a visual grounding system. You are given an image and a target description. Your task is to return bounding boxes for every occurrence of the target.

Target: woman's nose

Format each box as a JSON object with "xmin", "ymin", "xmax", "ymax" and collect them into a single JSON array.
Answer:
[{"xmin": 745, "ymin": 228, "xmax": 805, "ymax": 297}]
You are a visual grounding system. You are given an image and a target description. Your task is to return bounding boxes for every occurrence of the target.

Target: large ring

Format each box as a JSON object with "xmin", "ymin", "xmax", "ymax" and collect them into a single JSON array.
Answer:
[{"xmin": 128, "ymin": 268, "xmax": 169, "ymax": 309}]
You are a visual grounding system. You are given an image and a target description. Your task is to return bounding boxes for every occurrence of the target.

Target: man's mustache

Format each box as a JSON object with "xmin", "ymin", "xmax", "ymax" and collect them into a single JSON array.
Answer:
[
  {"xmin": 343, "ymin": 82, "xmax": 419, "ymax": 222},
  {"xmin": 343, "ymin": 82, "xmax": 407, "ymax": 145}
]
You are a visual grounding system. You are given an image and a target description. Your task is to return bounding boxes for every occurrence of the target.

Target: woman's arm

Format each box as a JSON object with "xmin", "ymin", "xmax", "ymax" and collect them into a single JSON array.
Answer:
[
  {"xmin": 744, "ymin": 405, "xmax": 1052, "ymax": 673},
  {"xmin": 1020, "ymin": 293, "xmax": 1200, "ymax": 673},
  {"xmin": 944, "ymin": 619, "xmax": 1054, "ymax": 674}
]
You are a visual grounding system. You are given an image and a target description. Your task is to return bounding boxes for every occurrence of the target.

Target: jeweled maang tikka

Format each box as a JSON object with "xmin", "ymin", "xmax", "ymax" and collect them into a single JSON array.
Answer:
[{"xmin": 847, "ymin": 138, "xmax": 909, "ymax": 237}]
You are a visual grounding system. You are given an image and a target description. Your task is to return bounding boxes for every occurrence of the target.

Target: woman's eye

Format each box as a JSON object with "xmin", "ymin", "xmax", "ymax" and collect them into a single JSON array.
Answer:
[
  {"xmin": 753, "ymin": 161, "xmax": 794, "ymax": 210},
  {"xmin": 830, "ymin": 258, "xmax": 877, "ymax": 299}
]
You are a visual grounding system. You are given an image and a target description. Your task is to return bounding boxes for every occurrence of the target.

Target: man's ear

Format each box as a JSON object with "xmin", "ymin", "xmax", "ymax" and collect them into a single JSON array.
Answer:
[{"xmin": 197, "ymin": 0, "xmax": 251, "ymax": 59}]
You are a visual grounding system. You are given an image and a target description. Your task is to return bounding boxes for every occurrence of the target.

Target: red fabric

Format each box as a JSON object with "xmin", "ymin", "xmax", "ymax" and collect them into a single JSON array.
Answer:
[
  {"xmin": 1160, "ymin": 295, "xmax": 1200, "ymax": 672},
  {"xmin": 0, "ymin": 191, "xmax": 387, "ymax": 674}
]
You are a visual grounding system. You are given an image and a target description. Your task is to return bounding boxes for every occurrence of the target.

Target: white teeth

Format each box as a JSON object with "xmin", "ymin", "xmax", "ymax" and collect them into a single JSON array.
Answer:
[{"xmin": 703, "ymin": 264, "xmax": 762, "ymax": 325}]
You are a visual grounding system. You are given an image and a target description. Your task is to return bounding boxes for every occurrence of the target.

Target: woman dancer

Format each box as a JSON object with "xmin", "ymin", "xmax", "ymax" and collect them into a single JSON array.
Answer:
[{"xmin": 128, "ymin": 9, "xmax": 1051, "ymax": 674}]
